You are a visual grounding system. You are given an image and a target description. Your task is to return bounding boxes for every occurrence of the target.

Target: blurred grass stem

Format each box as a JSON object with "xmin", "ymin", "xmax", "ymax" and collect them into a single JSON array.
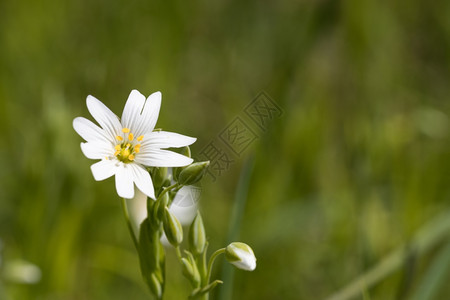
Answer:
[
  {"xmin": 218, "ymin": 156, "xmax": 254, "ymax": 300},
  {"xmin": 326, "ymin": 210, "xmax": 450, "ymax": 300}
]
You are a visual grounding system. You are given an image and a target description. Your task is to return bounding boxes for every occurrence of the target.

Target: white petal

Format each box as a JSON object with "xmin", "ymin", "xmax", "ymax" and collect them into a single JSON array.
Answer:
[
  {"xmin": 73, "ymin": 117, "xmax": 110, "ymax": 143},
  {"xmin": 115, "ymin": 164, "xmax": 135, "ymax": 199},
  {"xmin": 86, "ymin": 95, "xmax": 122, "ymax": 141},
  {"xmin": 80, "ymin": 142, "xmax": 113, "ymax": 159},
  {"xmin": 143, "ymin": 131, "xmax": 196, "ymax": 149},
  {"xmin": 129, "ymin": 189, "xmax": 148, "ymax": 228},
  {"xmin": 140, "ymin": 91, "xmax": 161, "ymax": 134},
  {"xmin": 129, "ymin": 163, "xmax": 156, "ymax": 199},
  {"xmin": 90, "ymin": 160, "xmax": 118, "ymax": 181},
  {"xmin": 121, "ymin": 90, "xmax": 146, "ymax": 134},
  {"xmin": 170, "ymin": 186, "xmax": 200, "ymax": 225},
  {"xmin": 135, "ymin": 149, "xmax": 193, "ymax": 167}
]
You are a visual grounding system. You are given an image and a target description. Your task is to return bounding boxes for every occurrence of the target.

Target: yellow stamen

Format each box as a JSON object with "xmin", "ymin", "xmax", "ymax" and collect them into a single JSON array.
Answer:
[
  {"xmin": 128, "ymin": 154, "xmax": 135, "ymax": 161},
  {"xmin": 116, "ymin": 135, "xmax": 123, "ymax": 141},
  {"xmin": 137, "ymin": 135, "xmax": 144, "ymax": 141},
  {"xmin": 115, "ymin": 145, "xmax": 121, "ymax": 150},
  {"xmin": 128, "ymin": 133, "xmax": 134, "ymax": 141},
  {"xmin": 126, "ymin": 143, "xmax": 131, "ymax": 148},
  {"xmin": 134, "ymin": 148, "xmax": 140, "ymax": 153},
  {"xmin": 105, "ymin": 156, "xmax": 109, "ymax": 160},
  {"xmin": 114, "ymin": 150, "xmax": 120, "ymax": 156},
  {"xmin": 122, "ymin": 128, "xmax": 130, "ymax": 133}
]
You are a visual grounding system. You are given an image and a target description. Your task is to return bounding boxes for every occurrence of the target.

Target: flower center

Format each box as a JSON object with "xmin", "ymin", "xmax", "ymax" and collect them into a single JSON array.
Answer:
[{"xmin": 113, "ymin": 128, "xmax": 144, "ymax": 163}]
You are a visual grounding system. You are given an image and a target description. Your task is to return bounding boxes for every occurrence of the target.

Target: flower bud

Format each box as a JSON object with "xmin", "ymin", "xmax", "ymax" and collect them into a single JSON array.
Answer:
[
  {"xmin": 152, "ymin": 167, "xmax": 168, "ymax": 191},
  {"xmin": 148, "ymin": 272, "xmax": 162, "ymax": 299},
  {"xmin": 177, "ymin": 161, "xmax": 210, "ymax": 185},
  {"xmin": 162, "ymin": 177, "xmax": 172, "ymax": 189},
  {"xmin": 138, "ymin": 219, "xmax": 159, "ymax": 269},
  {"xmin": 163, "ymin": 207, "xmax": 183, "ymax": 247},
  {"xmin": 189, "ymin": 212, "xmax": 206, "ymax": 255},
  {"xmin": 154, "ymin": 192, "xmax": 169, "ymax": 221},
  {"xmin": 225, "ymin": 242, "xmax": 256, "ymax": 271},
  {"xmin": 180, "ymin": 256, "xmax": 200, "ymax": 287},
  {"xmin": 138, "ymin": 219, "xmax": 165, "ymax": 299},
  {"xmin": 173, "ymin": 146, "xmax": 192, "ymax": 181}
]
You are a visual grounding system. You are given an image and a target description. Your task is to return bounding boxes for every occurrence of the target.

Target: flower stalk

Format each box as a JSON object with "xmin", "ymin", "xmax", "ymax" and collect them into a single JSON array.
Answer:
[{"xmin": 121, "ymin": 198, "xmax": 139, "ymax": 250}]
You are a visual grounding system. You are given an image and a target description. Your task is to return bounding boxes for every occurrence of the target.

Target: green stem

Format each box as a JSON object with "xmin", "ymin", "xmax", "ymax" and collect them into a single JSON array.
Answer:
[
  {"xmin": 189, "ymin": 247, "xmax": 224, "ymax": 300},
  {"xmin": 206, "ymin": 248, "xmax": 226, "ymax": 284},
  {"xmin": 157, "ymin": 182, "xmax": 179, "ymax": 201},
  {"xmin": 121, "ymin": 198, "xmax": 139, "ymax": 250},
  {"xmin": 198, "ymin": 294, "xmax": 209, "ymax": 300},
  {"xmin": 175, "ymin": 246, "xmax": 183, "ymax": 261},
  {"xmin": 198, "ymin": 244, "xmax": 208, "ymax": 286}
]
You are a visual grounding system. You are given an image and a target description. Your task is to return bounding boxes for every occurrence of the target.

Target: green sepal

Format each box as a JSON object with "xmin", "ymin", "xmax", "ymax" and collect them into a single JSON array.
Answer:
[
  {"xmin": 146, "ymin": 197, "xmax": 158, "ymax": 228},
  {"xmin": 173, "ymin": 146, "xmax": 192, "ymax": 181},
  {"xmin": 177, "ymin": 161, "xmax": 210, "ymax": 185},
  {"xmin": 153, "ymin": 192, "xmax": 169, "ymax": 222},
  {"xmin": 151, "ymin": 167, "xmax": 168, "ymax": 192},
  {"xmin": 181, "ymin": 252, "xmax": 201, "ymax": 288},
  {"xmin": 163, "ymin": 207, "xmax": 183, "ymax": 247},
  {"xmin": 189, "ymin": 211, "xmax": 206, "ymax": 255},
  {"xmin": 149, "ymin": 272, "xmax": 163, "ymax": 299},
  {"xmin": 225, "ymin": 248, "xmax": 241, "ymax": 262}
]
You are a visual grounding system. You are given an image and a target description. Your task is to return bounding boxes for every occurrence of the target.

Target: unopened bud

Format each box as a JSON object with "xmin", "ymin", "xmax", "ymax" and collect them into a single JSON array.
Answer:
[
  {"xmin": 163, "ymin": 207, "xmax": 183, "ymax": 247},
  {"xmin": 181, "ymin": 256, "xmax": 200, "ymax": 287},
  {"xmin": 149, "ymin": 272, "xmax": 162, "ymax": 299},
  {"xmin": 173, "ymin": 146, "xmax": 192, "ymax": 181},
  {"xmin": 225, "ymin": 242, "xmax": 256, "ymax": 271},
  {"xmin": 152, "ymin": 167, "xmax": 168, "ymax": 191},
  {"xmin": 154, "ymin": 192, "xmax": 170, "ymax": 221},
  {"xmin": 177, "ymin": 161, "xmax": 210, "ymax": 185},
  {"xmin": 138, "ymin": 219, "xmax": 159, "ymax": 270},
  {"xmin": 189, "ymin": 212, "xmax": 206, "ymax": 255}
]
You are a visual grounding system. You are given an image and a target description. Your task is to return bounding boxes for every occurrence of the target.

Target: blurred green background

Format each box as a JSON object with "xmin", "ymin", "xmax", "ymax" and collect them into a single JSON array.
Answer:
[{"xmin": 1, "ymin": 0, "xmax": 450, "ymax": 299}]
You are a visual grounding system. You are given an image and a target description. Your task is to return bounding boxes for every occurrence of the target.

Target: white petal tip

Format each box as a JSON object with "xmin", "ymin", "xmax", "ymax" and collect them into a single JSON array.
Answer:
[
  {"xmin": 119, "ymin": 192, "xmax": 135, "ymax": 199},
  {"xmin": 142, "ymin": 189, "xmax": 156, "ymax": 200},
  {"xmin": 117, "ymin": 184, "xmax": 135, "ymax": 199},
  {"xmin": 148, "ymin": 91, "xmax": 162, "ymax": 101},
  {"xmin": 86, "ymin": 95, "xmax": 97, "ymax": 103},
  {"xmin": 72, "ymin": 117, "xmax": 82, "ymax": 131},
  {"xmin": 90, "ymin": 160, "xmax": 117, "ymax": 181},
  {"xmin": 129, "ymin": 89, "xmax": 145, "ymax": 97},
  {"xmin": 187, "ymin": 137, "xmax": 197, "ymax": 145}
]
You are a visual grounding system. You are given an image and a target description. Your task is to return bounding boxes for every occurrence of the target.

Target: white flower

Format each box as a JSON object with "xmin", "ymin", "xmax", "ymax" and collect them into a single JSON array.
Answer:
[
  {"xmin": 73, "ymin": 90, "xmax": 196, "ymax": 199},
  {"xmin": 225, "ymin": 242, "xmax": 257, "ymax": 271}
]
